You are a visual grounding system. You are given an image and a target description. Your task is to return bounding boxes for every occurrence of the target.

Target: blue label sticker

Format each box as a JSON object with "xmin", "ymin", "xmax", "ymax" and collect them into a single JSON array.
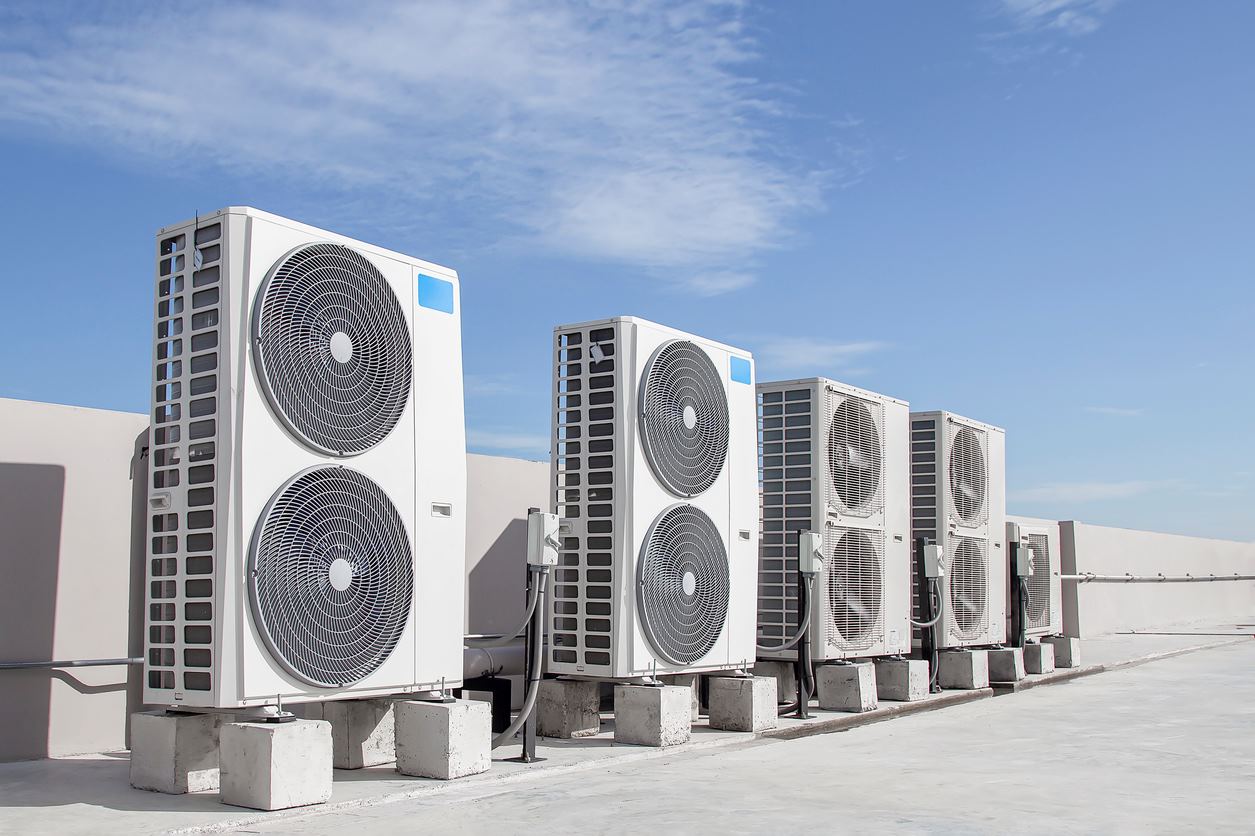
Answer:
[
  {"xmin": 729, "ymin": 355, "xmax": 752, "ymax": 384},
  {"xmin": 417, "ymin": 274, "xmax": 455, "ymax": 314}
]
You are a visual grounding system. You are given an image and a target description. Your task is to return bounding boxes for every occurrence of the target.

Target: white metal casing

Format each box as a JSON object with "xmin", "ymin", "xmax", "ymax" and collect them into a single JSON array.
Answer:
[
  {"xmin": 144, "ymin": 207, "xmax": 466, "ymax": 708},
  {"xmin": 757, "ymin": 378, "xmax": 911, "ymax": 662},
  {"xmin": 549, "ymin": 317, "xmax": 758, "ymax": 678},
  {"xmin": 909, "ymin": 410, "xmax": 1007, "ymax": 649},
  {"xmin": 1006, "ymin": 519, "xmax": 1064, "ymax": 639}
]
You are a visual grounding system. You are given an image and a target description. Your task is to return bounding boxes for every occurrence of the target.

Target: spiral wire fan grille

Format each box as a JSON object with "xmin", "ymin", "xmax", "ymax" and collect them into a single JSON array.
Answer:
[
  {"xmin": 825, "ymin": 391, "xmax": 884, "ymax": 517},
  {"xmin": 947, "ymin": 536, "xmax": 988, "ymax": 642},
  {"xmin": 947, "ymin": 423, "xmax": 988, "ymax": 526},
  {"xmin": 637, "ymin": 505, "xmax": 729, "ymax": 666},
  {"xmin": 1025, "ymin": 532, "xmax": 1052, "ymax": 632},
  {"xmin": 639, "ymin": 340, "xmax": 729, "ymax": 497},
  {"xmin": 253, "ymin": 243, "xmax": 412, "ymax": 456},
  {"xmin": 825, "ymin": 527, "xmax": 884, "ymax": 652},
  {"xmin": 249, "ymin": 467, "xmax": 413, "ymax": 688}
]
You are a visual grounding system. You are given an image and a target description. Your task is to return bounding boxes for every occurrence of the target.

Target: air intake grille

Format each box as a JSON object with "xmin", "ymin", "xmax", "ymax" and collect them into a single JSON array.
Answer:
[
  {"xmin": 639, "ymin": 340, "xmax": 729, "ymax": 497},
  {"xmin": 249, "ymin": 466, "xmax": 412, "ymax": 688},
  {"xmin": 638, "ymin": 505, "xmax": 729, "ymax": 666},
  {"xmin": 908, "ymin": 417, "xmax": 939, "ymax": 632},
  {"xmin": 1025, "ymin": 532, "xmax": 1052, "ymax": 632},
  {"xmin": 825, "ymin": 527, "xmax": 884, "ymax": 652},
  {"xmin": 253, "ymin": 243, "xmax": 411, "ymax": 456},
  {"xmin": 947, "ymin": 423, "xmax": 988, "ymax": 526},
  {"xmin": 948, "ymin": 536, "xmax": 988, "ymax": 643},
  {"xmin": 826, "ymin": 392, "xmax": 884, "ymax": 517}
]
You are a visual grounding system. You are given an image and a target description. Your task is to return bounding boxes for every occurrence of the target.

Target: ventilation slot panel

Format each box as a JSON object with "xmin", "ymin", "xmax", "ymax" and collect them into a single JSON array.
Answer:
[{"xmin": 909, "ymin": 418, "xmax": 939, "ymax": 631}]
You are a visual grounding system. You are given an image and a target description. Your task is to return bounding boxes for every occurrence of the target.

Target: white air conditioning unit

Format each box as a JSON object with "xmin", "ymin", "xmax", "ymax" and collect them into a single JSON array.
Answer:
[
  {"xmin": 548, "ymin": 317, "xmax": 758, "ymax": 678},
  {"xmin": 145, "ymin": 207, "xmax": 466, "ymax": 709},
  {"xmin": 756, "ymin": 378, "xmax": 910, "ymax": 661},
  {"xmin": 909, "ymin": 411, "xmax": 1006, "ymax": 649},
  {"xmin": 1007, "ymin": 519, "xmax": 1063, "ymax": 640}
]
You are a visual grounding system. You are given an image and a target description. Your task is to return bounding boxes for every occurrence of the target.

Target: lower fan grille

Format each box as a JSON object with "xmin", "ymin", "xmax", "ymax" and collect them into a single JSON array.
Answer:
[
  {"xmin": 1025, "ymin": 533, "xmax": 1051, "ymax": 632},
  {"xmin": 249, "ymin": 466, "xmax": 413, "ymax": 688},
  {"xmin": 638, "ymin": 505, "xmax": 729, "ymax": 666},
  {"xmin": 948, "ymin": 536, "xmax": 988, "ymax": 643},
  {"xmin": 826, "ymin": 527, "xmax": 884, "ymax": 652}
]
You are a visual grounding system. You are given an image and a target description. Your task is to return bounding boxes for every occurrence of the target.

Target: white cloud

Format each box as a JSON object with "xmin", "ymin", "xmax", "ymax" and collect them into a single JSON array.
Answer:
[
  {"xmin": 1011, "ymin": 479, "xmax": 1175, "ymax": 503},
  {"xmin": 1084, "ymin": 406, "xmax": 1144, "ymax": 417},
  {"xmin": 751, "ymin": 337, "xmax": 886, "ymax": 376},
  {"xmin": 464, "ymin": 373, "xmax": 522, "ymax": 398},
  {"xmin": 467, "ymin": 428, "xmax": 550, "ymax": 455},
  {"xmin": 994, "ymin": 0, "xmax": 1117, "ymax": 36},
  {"xmin": 0, "ymin": 1, "xmax": 821, "ymax": 293}
]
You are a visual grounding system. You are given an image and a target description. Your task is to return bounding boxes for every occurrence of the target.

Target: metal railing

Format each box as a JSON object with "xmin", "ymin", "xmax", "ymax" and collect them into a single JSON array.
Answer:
[{"xmin": 1061, "ymin": 572, "xmax": 1255, "ymax": 584}]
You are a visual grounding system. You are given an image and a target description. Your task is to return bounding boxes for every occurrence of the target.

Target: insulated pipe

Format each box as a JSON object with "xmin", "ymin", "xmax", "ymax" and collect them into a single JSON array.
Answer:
[
  {"xmin": 0, "ymin": 657, "xmax": 142, "ymax": 670},
  {"xmin": 463, "ymin": 643, "xmax": 528, "ymax": 680},
  {"xmin": 1061, "ymin": 572, "xmax": 1255, "ymax": 584}
]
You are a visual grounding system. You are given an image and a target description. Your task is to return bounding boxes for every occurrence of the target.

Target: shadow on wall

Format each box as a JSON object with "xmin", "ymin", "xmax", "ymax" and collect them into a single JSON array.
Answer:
[
  {"xmin": 126, "ymin": 429, "xmax": 149, "ymax": 747},
  {"xmin": 468, "ymin": 518, "xmax": 530, "ymax": 636},
  {"xmin": 0, "ymin": 462, "xmax": 65, "ymax": 761}
]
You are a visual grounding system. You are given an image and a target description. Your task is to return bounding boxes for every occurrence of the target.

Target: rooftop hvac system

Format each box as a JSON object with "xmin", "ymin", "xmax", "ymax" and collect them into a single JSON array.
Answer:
[
  {"xmin": 1007, "ymin": 519, "xmax": 1063, "ymax": 640},
  {"xmin": 549, "ymin": 317, "xmax": 758, "ymax": 678},
  {"xmin": 909, "ymin": 411, "xmax": 1006, "ymax": 649},
  {"xmin": 757, "ymin": 378, "xmax": 910, "ymax": 661},
  {"xmin": 144, "ymin": 207, "xmax": 466, "ymax": 709}
]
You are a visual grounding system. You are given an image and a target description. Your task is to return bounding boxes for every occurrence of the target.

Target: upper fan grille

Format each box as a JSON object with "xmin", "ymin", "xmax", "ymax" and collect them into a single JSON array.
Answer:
[
  {"xmin": 826, "ymin": 527, "xmax": 884, "ymax": 652},
  {"xmin": 253, "ymin": 243, "xmax": 412, "ymax": 456},
  {"xmin": 827, "ymin": 393, "xmax": 884, "ymax": 516},
  {"xmin": 639, "ymin": 340, "xmax": 729, "ymax": 497},
  {"xmin": 249, "ymin": 466, "xmax": 413, "ymax": 688},
  {"xmin": 1025, "ymin": 532, "xmax": 1052, "ymax": 631},
  {"xmin": 948, "ymin": 536, "xmax": 988, "ymax": 642},
  {"xmin": 637, "ymin": 504, "xmax": 730, "ymax": 666},
  {"xmin": 948, "ymin": 424, "xmax": 988, "ymax": 526}
]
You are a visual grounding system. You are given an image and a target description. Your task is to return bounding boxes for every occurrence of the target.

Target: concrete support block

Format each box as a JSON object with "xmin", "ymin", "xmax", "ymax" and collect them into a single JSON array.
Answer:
[
  {"xmin": 816, "ymin": 663, "xmax": 878, "ymax": 712},
  {"xmin": 395, "ymin": 699, "xmax": 490, "ymax": 780},
  {"xmin": 536, "ymin": 679, "xmax": 601, "ymax": 739},
  {"xmin": 1023, "ymin": 642, "xmax": 1056, "ymax": 674},
  {"xmin": 873, "ymin": 658, "xmax": 929, "ymax": 702},
  {"xmin": 129, "ymin": 710, "xmax": 221, "ymax": 794},
  {"xmin": 937, "ymin": 649, "xmax": 990, "ymax": 690},
  {"xmin": 752, "ymin": 659, "xmax": 798, "ymax": 704},
  {"xmin": 219, "ymin": 719, "xmax": 332, "ymax": 811},
  {"xmin": 988, "ymin": 648, "xmax": 1026, "ymax": 683},
  {"xmin": 321, "ymin": 698, "xmax": 396, "ymax": 769},
  {"xmin": 707, "ymin": 676, "xmax": 778, "ymax": 732},
  {"xmin": 613, "ymin": 685, "xmax": 692, "ymax": 747},
  {"xmin": 1044, "ymin": 635, "xmax": 1081, "ymax": 668},
  {"xmin": 662, "ymin": 673, "xmax": 702, "ymax": 720}
]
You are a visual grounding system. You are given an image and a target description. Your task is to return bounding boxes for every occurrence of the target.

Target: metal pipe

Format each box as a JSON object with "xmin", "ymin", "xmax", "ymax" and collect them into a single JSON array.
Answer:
[
  {"xmin": 0, "ymin": 657, "xmax": 142, "ymax": 670},
  {"xmin": 1061, "ymin": 572, "xmax": 1255, "ymax": 584},
  {"xmin": 463, "ymin": 643, "xmax": 528, "ymax": 680}
]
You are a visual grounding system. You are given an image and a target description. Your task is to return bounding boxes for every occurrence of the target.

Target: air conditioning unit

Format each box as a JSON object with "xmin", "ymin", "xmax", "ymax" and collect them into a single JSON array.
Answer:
[
  {"xmin": 909, "ymin": 411, "xmax": 1006, "ymax": 649},
  {"xmin": 756, "ymin": 378, "xmax": 910, "ymax": 661},
  {"xmin": 1007, "ymin": 519, "xmax": 1063, "ymax": 640},
  {"xmin": 548, "ymin": 317, "xmax": 757, "ymax": 678},
  {"xmin": 145, "ymin": 207, "xmax": 466, "ymax": 709}
]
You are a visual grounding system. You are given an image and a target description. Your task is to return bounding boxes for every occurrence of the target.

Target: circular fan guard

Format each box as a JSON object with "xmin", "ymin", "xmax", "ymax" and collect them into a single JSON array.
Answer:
[
  {"xmin": 638, "ymin": 340, "xmax": 729, "ymax": 497},
  {"xmin": 826, "ymin": 529, "xmax": 882, "ymax": 649},
  {"xmin": 948, "ymin": 426, "xmax": 987, "ymax": 523},
  {"xmin": 249, "ymin": 466, "xmax": 413, "ymax": 688},
  {"xmin": 828, "ymin": 397, "xmax": 882, "ymax": 513},
  {"xmin": 948, "ymin": 537, "xmax": 987, "ymax": 639},
  {"xmin": 637, "ymin": 505, "xmax": 730, "ymax": 666},
  {"xmin": 253, "ymin": 242, "xmax": 412, "ymax": 456}
]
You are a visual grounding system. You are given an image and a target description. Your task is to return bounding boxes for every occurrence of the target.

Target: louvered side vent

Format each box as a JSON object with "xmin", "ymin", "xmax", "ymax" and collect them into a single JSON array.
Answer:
[
  {"xmin": 756, "ymin": 386, "xmax": 812, "ymax": 649},
  {"xmin": 147, "ymin": 222, "xmax": 223, "ymax": 696},
  {"xmin": 909, "ymin": 418, "xmax": 939, "ymax": 630},
  {"xmin": 1025, "ymin": 533, "xmax": 1052, "ymax": 633},
  {"xmin": 552, "ymin": 324, "xmax": 616, "ymax": 674}
]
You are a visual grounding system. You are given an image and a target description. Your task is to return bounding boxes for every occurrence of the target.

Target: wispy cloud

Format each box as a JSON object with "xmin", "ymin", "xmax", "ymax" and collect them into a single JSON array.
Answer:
[
  {"xmin": 750, "ymin": 337, "xmax": 887, "ymax": 377},
  {"xmin": 464, "ymin": 373, "xmax": 523, "ymax": 398},
  {"xmin": 467, "ymin": 429, "xmax": 549, "ymax": 456},
  {"xmin": 1011, "ymin": 479, "xmax": 1175, "ymax": 503},
  {"xmin": 994, "ymin": 0, "xmax": 1117, "ymax": 36},
  {"xmin": 1084, "ymin": 406, "xmax": 1144, "ymax": 417},
  {"xmin": 0, "ymin": 1, "xmax": 822, "ymax": 295}
]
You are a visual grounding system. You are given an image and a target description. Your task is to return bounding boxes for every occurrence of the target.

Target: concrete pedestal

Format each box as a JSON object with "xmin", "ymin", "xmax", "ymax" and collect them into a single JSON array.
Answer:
[
  {"xmin": 816, "ymin": 662, "xmax": 878, "ymax": 712},
  {"xmin": 1023, "ymin": 642, "xmax": 1056, "ymax": 674},
  {"xmin": 129, "ymin": 710, "xmax": 221, "ymax": 794},
  {"xmin": 873, "ymin": 658, "xmax": 928, "ymax": 702},
  {"xmin": 219, "ymin": 719, "xmax": 332, "ymax": 811},
  {"xmin": 536, "ymin": 679, "xmax": 601, "ymax": 739},
  {"xmin": 613, "ymin": 685, "xmax": 691, "ymax": 747},
  {"xmin": 662, "ymin": 673, "xmax": 702, "ymax": 720},
  {"xmin": 707, "ymin": 676, "xmax": 778, "ymax": 732},
  {"xmin": 395, "ymin": 699, "xmax": 490, "ymax": 780},
  {"xmin": 314, "ymin": 699, "xmax": 396, "ymax": 769},
  {"xmin": 1043, "ymin": 635, "xmax": 1081, "ymax": 668},
  {"xmin": 752, "ymin": 659, "xmax": 798, "ymax": 704},
  {"xmin": 989, "ymin": 648, "xmax": 1026, "ymax": 683},
  {"xmin": 937, "ymin": 649, "xmax": 990, "ymax": 690}
]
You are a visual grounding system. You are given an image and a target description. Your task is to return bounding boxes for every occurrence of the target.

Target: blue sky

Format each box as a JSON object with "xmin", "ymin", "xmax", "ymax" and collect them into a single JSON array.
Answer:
[{"xmin": 0, "ymin": 1, "xmax": 1251, "ymax": 540}]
